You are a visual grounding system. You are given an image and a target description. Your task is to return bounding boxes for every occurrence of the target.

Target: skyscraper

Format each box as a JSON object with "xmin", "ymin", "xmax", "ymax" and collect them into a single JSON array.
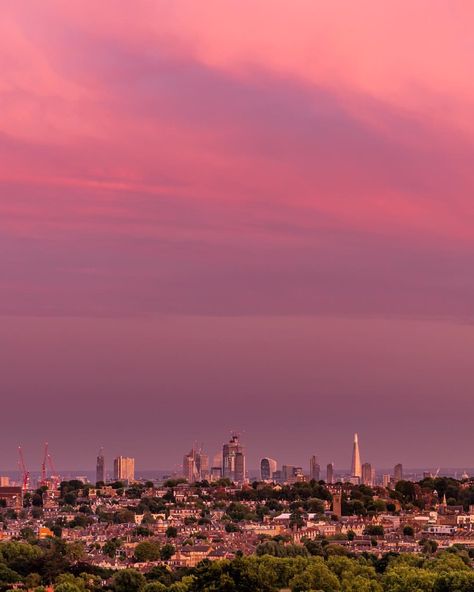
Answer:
[
  {"xmin": 351, "ymin": 433, "xmax": 362, "ymax": 479},
  {"xmin": 260, "ymin": 458, "xmax": 277, "ymax": 481},
  {"xmin": 309, "ymin": 455, "xmax": 321, "ymax": 481},
  {"xmin": 222, "ymin": 433, "xmax": 245, "ymax": 483},
  {"xmin": 183, "ymin": 446, "xmax": 209, "ymax": 482},
  {"xmin": 183, "ymin": 449, "xmax": 198, "ymax": 483},
  {"xmin": 394, "ymin": 463, "xmax": 403, "ymax": 483},
  {"xmin": 196, "ymin": 451, "xmax": 209, "ymax": 480},
  {"xmin": 210, "ymin": 452, "xmax": 222, "ymax": 481},
  {"xmin": 234, "ymin": 452, "xmax": 245, "ymax": 483},
  {"xmin": 326, "ymin": 462, "xmax": 334, "ymax": 484},
  {"xmin": 113, "ymin": 456, "xmax": 135, "ymax": 482},
  {"xmin": 96, "ymin": 448, "xmax": 105, "ymax": 484}
]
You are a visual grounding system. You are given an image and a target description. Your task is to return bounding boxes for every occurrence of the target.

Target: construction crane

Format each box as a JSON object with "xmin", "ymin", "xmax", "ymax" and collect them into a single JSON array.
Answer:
[
  {"xmin": 47, "ymin": 450, "xmax": 60, "ymax": 489},
  {"xmin": 40, "ymin": 442, "xmax": 49, "ymax": 486},
  {"xmin": 18, "ymin": 446, "xmax": 30, "ymax": 492}
]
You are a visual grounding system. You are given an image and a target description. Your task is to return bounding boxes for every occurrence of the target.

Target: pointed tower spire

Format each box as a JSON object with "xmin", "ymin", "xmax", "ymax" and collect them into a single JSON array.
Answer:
[{"xmin": 351, "ymin": 433, "xmax": 362, "ymax": 478}]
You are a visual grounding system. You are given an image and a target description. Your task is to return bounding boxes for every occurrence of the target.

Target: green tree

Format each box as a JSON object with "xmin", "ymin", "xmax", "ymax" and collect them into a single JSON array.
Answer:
[
  {"xmin": 111, "ymin": 568, "xmax": 146, "ymax": 592},
  {"xmin": 383, "ymin": 566, "xmax": 436, "ymax": 592},
  {"xmin": 134, "ymin": 540, "xmax": 161, "ymax": 562},
  {"xmin": 103, "ymin": 538, "xmax": 122, "ymax": 558},
  {"xmin": 290, "ymin": 557, "xmax": 340, "ymax": 592},
  {"xmin": 142, "ymin": 583, "xmax": 168, "ymax": 592},
  {"xmin": 0, "ymin": 564, "xmax": 21, "ymax": 585},
  {"xmin": 364, "ymin": 525, "xmax": 384, "ymax": 536},
  {"xmin": 166, "ymin": 526, "xmax": 178, "ymax": 538},
  {"xmin": 160, "ymin": 543, "xmax": 175, "ymax": 561}
]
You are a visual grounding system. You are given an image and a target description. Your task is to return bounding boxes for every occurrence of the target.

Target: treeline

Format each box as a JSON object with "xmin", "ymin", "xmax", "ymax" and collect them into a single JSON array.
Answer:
[
  {"xmin": 14, "ymin": 477, "xmax": 474, "ymax": 524},
  {"xmin": 2, "ymin": 540, "xmax": 474, "ymax": 592}
]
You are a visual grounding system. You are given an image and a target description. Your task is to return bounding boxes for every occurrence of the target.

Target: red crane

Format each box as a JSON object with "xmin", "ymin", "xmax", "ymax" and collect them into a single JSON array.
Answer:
[{"xmin": 18, "ymin": 446, "xmax": 30, "ymax": 492}]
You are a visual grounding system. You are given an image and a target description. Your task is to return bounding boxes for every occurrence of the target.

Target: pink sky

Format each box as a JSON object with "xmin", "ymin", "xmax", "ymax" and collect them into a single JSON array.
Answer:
[{"xmin": 1, "ymin": 2, "xmax": 474, "ymax": 469}]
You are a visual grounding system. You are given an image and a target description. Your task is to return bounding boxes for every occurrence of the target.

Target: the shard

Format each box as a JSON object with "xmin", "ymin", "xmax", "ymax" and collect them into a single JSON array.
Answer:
[{"xmin": 351, "ymin": 433, "xmax": 362, "ymax": 478}]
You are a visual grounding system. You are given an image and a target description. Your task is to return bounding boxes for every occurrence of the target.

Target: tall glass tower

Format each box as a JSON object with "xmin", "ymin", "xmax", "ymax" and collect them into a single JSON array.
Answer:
[{"xmin": 351, "ymin": 433, "xmax": 362, "ymax": 478}]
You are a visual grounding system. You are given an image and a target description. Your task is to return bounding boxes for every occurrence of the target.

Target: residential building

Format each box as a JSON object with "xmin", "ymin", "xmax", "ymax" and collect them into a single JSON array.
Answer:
[
  {"xmin": 113, "ymin": 456, "xmax": 135, "ymax": 482},
  {"xmin": 96, "ymin": 449, "xmax": 105, "ymax": 484}
]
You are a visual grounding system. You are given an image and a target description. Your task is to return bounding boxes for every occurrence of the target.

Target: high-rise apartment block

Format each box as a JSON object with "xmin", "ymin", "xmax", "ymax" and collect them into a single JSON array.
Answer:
[
  {"xmin": 310, "ymin": 455, "xmax": 321, "ymax": 481},
  {"xmin": 260, "ymin": 458, "xmax": 277, "ymax": 481},
  {"xmin": 96, "ymin": 449, "xmax": 105, "ymax": 484},
  {"xmin": 113, "ymin": 456, "xmax": 135, "ymax": 482}
]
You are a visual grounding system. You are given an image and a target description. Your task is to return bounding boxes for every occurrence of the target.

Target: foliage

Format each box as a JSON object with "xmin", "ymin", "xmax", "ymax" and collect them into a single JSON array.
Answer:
[
  {"xmin": 134, "ymin": 540, "xmax": 161, "ymax": 562},
  {"xmin": 111, "ymin": 568, "xmax": 146, "ymax": 592}
]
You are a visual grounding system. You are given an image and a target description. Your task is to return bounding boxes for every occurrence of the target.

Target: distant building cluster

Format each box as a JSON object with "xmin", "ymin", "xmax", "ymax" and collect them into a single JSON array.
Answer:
[{"xmin": 88, "ymin": 432, "xmax": 407, "ymax": 489}]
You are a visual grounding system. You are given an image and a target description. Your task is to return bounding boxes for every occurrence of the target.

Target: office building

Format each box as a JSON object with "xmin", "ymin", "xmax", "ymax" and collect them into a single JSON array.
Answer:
[
  {"xmin": 272, "ymin": 470, "xmax": 282, "ymax": 483},
  {"xmin": 183, "ymin": 449, "xmax": 198, "ymax": 483},
  {"xmin": 282, "ymin": 465, "xmax": 304, "ymax": 484},
  {"xmin": 351, "ymin": 433, "xmax": 362, "ymax": 479},
  {"xmin": 196, "ymin": 451, "xmax": 209, "ymax": 480},
  {"xmin": 210, "ymin": 452, "xmax": 222, "ymax": 482},
  {"xmin": 326, "ymin": 462, "xmax": 334, "ymax": 484},
  {"xmin": 260, "ymin": 458, "xmax": 277, "ymax": 481},
  {"xmin": 183, "ymin": 446, "xmax": 209, "ymax": 482},
  {"xmin": 96, "ymin": 449, "xmax": 105, "ymax": 484},
  {"xmin": 113, "ymin": 456, "xmax": 135, "ymax": 482},
  {"xmin": 282, "ymin": 464, "xmax": 295, "ymax": 483},
  {"xmin": 234, "ymin": 452, "xmax": 245, "ymax": 483},
  {"xmin": 310, "ymin": 455, "xmax": 321, "ymax": 481},
  {"xmin": 210, "ymin": 466, "xmax": 222, "ymax": 481},
  {"xmin": 383, "ymin": 473, "xmax": 391, "ymax": 488}
]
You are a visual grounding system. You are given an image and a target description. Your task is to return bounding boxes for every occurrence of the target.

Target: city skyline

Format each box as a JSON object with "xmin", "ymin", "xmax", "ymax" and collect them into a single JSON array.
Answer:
[
  {"xmin": 1, "ymin": 432, "xmax": 470, "ymax": 477},
  {"xmin": 2, "ymin": 2, "xmax": 474, "ymax": 469}
]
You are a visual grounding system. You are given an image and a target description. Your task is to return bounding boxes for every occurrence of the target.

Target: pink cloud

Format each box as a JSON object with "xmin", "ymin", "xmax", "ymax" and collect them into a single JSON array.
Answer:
[{"xmin": 1, "ymin": 1, "xmax": 474, "ymax": 319}]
